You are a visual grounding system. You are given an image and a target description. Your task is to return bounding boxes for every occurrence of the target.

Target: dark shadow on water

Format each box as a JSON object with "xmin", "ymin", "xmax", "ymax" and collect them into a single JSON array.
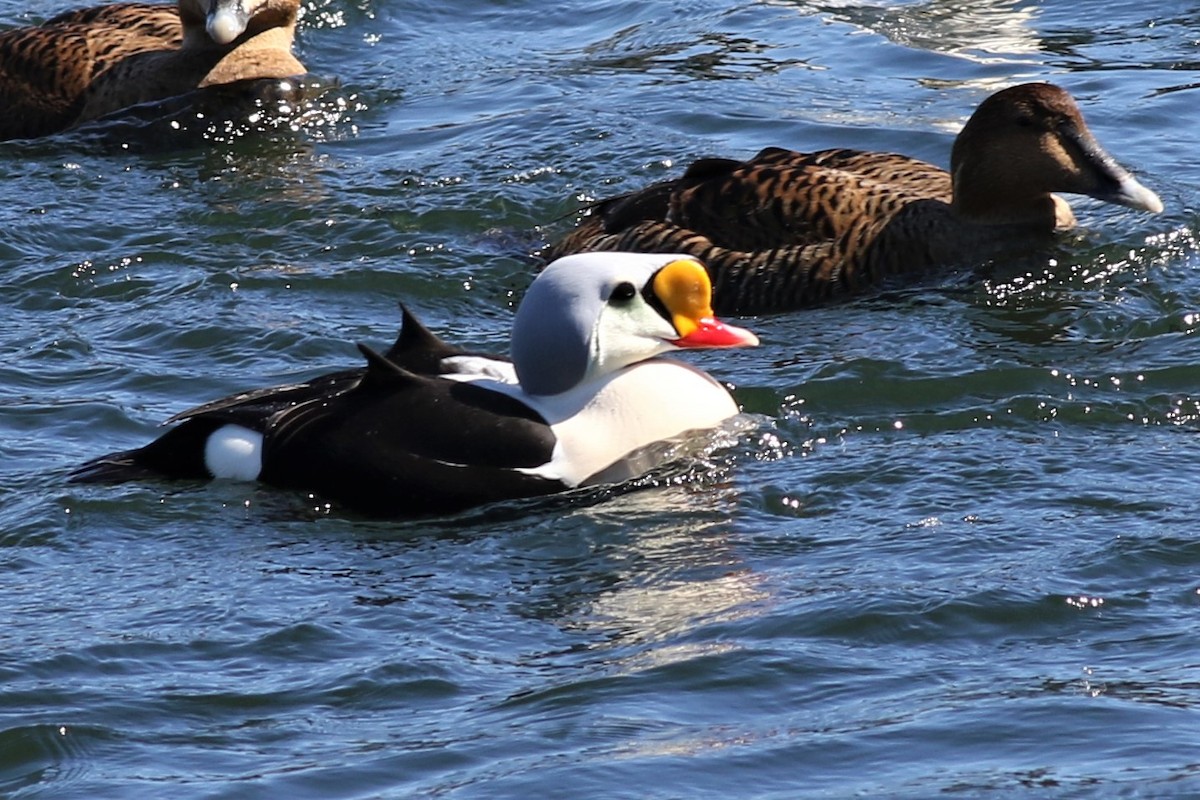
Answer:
[
  {"xmin": 326, "ymin": 452, "xmax": 748, "ymax": 540},
  {"xmin": 55, "ymin": 432, "xmax": 755, "ymax": 540},
  {"xmin": 0, "ymin": 74, "xmax": 352, "ymax": 157}
]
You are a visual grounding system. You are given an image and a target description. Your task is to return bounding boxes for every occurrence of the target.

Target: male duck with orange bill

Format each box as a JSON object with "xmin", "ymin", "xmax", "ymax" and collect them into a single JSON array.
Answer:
[{"xmin": 71, "ymin": 253, "xmax": 759, "ymax": 517}]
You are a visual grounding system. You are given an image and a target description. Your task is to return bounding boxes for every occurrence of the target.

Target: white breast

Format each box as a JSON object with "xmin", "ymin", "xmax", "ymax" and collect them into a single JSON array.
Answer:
[{"xmin": 492, "ymin": 356, "xmax": 740, "ymax": 487}]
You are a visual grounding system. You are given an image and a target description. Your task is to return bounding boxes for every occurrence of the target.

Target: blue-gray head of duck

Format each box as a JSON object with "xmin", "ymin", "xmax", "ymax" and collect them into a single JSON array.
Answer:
[
  {"xmin": 949, "ymin": 83, "xmax": 1162, "ymax": 229},
  {"xmin": 511, "ymin": 253, "xmax": 759, "ymax": 397},
  {"xmin": 179, "ymin": 0, "xmax": 300, "ymax": 47}
]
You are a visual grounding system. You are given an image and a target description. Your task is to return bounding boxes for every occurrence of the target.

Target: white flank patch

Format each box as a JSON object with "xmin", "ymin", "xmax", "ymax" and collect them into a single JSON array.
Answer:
[{"xmin": 204, "ymin": 424, "xmax": 264, "ymax": 481}]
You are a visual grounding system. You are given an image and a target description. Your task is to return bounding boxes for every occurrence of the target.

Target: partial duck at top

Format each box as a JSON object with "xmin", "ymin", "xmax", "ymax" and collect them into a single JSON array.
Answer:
[
  {"xmin": 70, "ymin": 252, "xmax": 759, "ymax": 518},
  {"xmin": 542, "ymin": 83, "xmax": 1164, "ymax": 314},
  {"xmin": 0, "ymin": 0, "xmax": 304, "ymax": 140}
]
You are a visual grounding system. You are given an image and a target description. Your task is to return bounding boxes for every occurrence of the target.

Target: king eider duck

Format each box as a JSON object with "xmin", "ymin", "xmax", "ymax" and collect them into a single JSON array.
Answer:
[
  {"xmin": 70, "ymin": 253, "xmax": 760, "ymax": 517},
  {"xmin": 0, "ymin": 0, "xmax": 304, "ymax": 140},
  {"xmin": 543, "ymin": 83, "xmax": 1164, "ymax": 314}
]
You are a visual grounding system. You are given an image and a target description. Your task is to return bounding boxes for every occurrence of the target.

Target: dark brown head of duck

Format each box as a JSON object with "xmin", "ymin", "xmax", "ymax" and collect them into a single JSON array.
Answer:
[{"xmin": 949, "ymin": 83, "xmax": 1162, "ymax": 230}]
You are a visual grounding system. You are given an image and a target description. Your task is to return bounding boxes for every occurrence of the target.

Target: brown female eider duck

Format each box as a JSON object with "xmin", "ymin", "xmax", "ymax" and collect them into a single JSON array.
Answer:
[
  {"xmin": 70, "ymin": 252, "xmax": 759, "ymax": 517},
  {"xmin": 0, "ymin": 0, "xmax": 304, "ymax": 140},
  {"xmin": 543, "ymin": 83, "xmax": 1164, "ymax": 314}
]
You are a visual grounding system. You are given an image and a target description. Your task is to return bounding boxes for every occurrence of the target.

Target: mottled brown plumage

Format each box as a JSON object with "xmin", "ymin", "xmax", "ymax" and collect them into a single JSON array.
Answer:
[
  {"xmin": 544, "ymin": 84, "xmax": 1163, "ymax": 314},
  {"xmin": 0, "ymin": 0, "xmax": 304, "ymax": 140}
]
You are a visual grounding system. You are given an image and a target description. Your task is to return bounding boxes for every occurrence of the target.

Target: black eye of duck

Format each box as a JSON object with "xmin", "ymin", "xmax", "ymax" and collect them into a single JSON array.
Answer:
[{"xmin": 609, "ymin": 281, "xmax": 637, "ymax": 304}]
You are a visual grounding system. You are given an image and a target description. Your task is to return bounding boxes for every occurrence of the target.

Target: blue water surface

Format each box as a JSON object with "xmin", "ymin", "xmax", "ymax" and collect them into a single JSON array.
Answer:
[{"xmin": 2, "ymin": 0, "xmax": 1199, "ymax": 796}]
